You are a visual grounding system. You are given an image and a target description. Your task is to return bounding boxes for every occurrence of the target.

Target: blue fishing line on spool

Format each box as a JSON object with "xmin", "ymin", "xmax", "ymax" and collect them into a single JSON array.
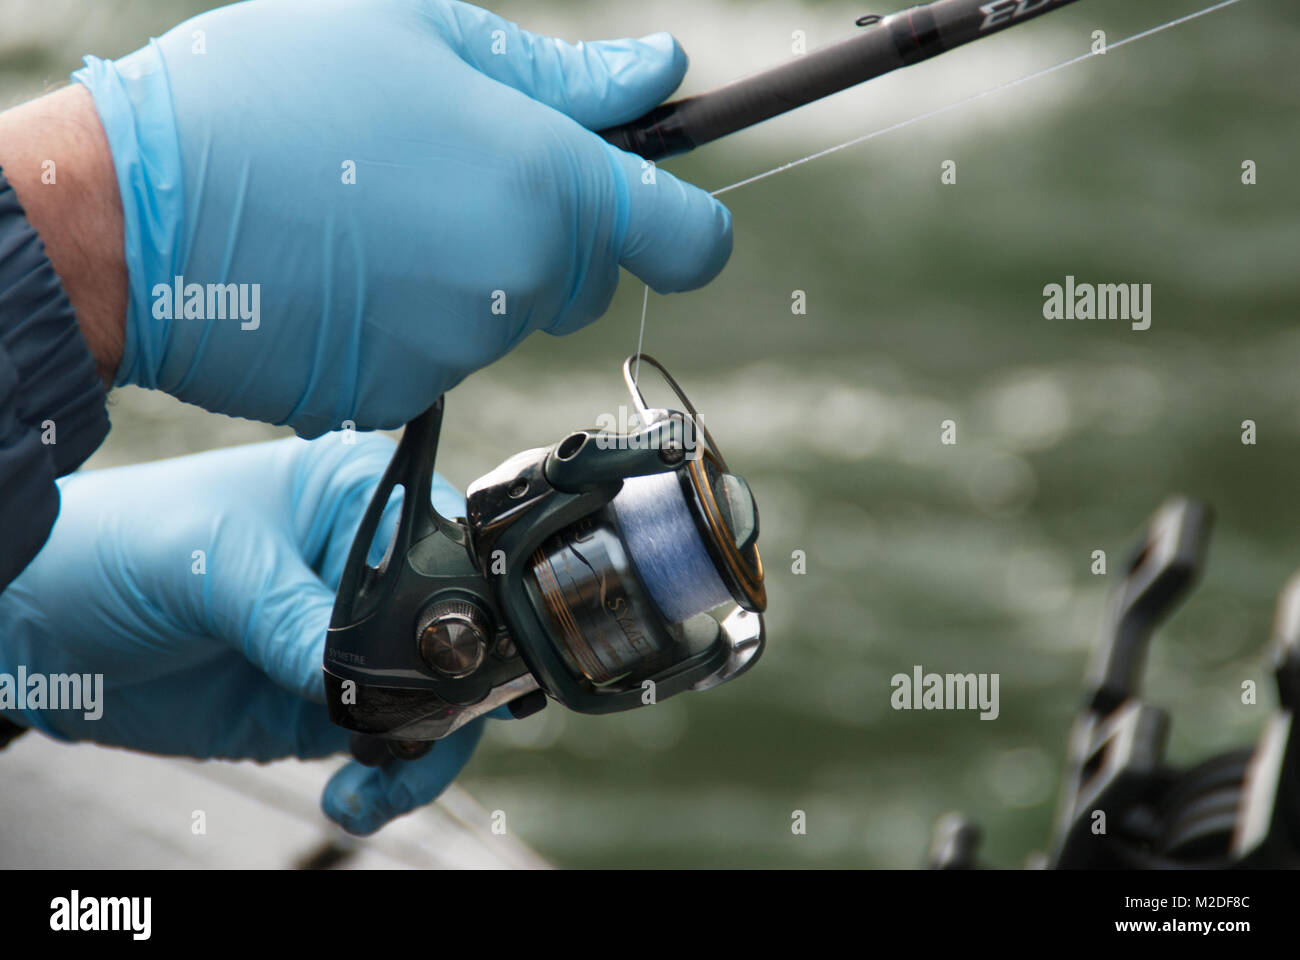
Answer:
[{"xmin": 611, "ymin": 471, "xmax": 731, "ymax": 623}]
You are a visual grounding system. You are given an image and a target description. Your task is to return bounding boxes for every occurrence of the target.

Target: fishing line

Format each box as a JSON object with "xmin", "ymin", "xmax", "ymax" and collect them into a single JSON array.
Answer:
[
  {"xmin": 630, "ymin": 0, "xmax": 1251, "ymax": 354},
  {"xmin": 709, "ymin": 0, "xmax": 1250, "ymax": 197},
  {"xmin": 633, "ymin": 283, "xmax": 649, "ymax": 387},
  {"xmin": 611, "ymin": 470, "xmax": 734, "ymax": 623}
]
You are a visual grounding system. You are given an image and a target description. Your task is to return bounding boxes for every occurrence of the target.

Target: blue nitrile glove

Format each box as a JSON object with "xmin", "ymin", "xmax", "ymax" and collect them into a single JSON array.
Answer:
[
  {"xmin": 73, "ymin": 0, "xmax": 731, "ymax": 438},
  {"xmin": 0, "ymin": 434, "xmax": 500, "ymax": 835}
]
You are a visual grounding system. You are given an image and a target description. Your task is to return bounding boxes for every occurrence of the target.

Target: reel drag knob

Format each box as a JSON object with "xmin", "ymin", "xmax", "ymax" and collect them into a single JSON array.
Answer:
[{"xmin": 416, "ymin": 598, "xmax": 491, "ymax": 678}]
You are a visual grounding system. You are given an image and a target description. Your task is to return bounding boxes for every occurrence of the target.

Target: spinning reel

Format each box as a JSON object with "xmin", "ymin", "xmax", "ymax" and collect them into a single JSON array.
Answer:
[
  {"xmin": 928, "ymin": 498, "xmax": 1300, "ymax": 869},
  {"xmin": 324, "ymin": 355, "xmax": 766, "ymax": 764}
]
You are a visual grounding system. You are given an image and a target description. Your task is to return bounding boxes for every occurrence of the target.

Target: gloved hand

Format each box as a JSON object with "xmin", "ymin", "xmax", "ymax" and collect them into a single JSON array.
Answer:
[
  {"xmin": 74, "ymin": 0, "xmax": 732, "ymax": 438},
  {"xmin": 0, "ymin": 434, "xmax": 493, "ymax": 835}
]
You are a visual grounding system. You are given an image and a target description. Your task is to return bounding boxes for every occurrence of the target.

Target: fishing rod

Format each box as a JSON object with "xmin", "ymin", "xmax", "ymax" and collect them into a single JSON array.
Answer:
[{"xmin": 600, "ymin": 0, "xmax": 1085, "ymax": 161}]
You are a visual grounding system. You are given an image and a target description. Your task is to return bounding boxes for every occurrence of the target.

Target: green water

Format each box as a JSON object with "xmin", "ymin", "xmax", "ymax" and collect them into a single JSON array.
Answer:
[{"xmin": 4, "ymin": 0, "xmax": 1297, "ymax": 867}]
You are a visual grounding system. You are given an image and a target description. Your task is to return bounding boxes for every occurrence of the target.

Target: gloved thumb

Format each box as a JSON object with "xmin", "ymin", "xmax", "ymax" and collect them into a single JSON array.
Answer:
[
  {"xmin": 431, "ymin": 3, "xmax": 687, "ymax": 130},
  {"xmin": 606, "ymin": 145, "xmax": 733, "ymax": 295}
]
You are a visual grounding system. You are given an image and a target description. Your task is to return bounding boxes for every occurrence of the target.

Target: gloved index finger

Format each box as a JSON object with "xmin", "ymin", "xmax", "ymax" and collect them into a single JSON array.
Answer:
[
  {"xmin": 428, "ymin": 1, "xmax": 688, "ymax": 130},
  {"xmin": 212, "ymin": 529, "xmax": 337, "ymax": 705},
  {"xmin": 321, "ymin": 716, "xmax": 488, "ymax": 835}
]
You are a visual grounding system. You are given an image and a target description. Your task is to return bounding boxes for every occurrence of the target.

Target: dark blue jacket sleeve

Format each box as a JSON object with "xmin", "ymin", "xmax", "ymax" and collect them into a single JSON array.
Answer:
[{"xmin": 0, "ymin": 166, "xmax": 110, "ymax": 592}]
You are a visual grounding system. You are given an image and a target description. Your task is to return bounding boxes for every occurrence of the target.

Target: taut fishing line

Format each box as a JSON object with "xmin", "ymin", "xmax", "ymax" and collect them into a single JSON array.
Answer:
[
  {"xmin": 710, "ymin": 0, "xmax": 1251, "ymax": 198},
  {"xmin": 627, "ymin": 0, "xmax": 1253, "ymax": 372}
]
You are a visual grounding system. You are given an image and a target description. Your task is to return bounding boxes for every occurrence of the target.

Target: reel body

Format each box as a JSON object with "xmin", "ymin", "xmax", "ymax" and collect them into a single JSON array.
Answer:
[{"xmin": 323, "ymin": 356, "xmax": 765, "ymax": 754}]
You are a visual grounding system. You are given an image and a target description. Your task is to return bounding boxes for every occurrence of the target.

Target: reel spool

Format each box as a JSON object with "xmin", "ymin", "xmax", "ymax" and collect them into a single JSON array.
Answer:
[
  {"xmin": 526, "ymin": 357, "xmax": 765, "ymax": 691},
  {"xmin": 323, "ymin": 355, "xmax": 766, "ymax": 760}
]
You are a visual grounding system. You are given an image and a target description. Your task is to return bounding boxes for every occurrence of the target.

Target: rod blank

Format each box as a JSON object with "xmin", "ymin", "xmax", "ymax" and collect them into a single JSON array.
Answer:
[{"xmin": 599, "ymin": 0, "xmax": 1085, "ymax": 161}]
